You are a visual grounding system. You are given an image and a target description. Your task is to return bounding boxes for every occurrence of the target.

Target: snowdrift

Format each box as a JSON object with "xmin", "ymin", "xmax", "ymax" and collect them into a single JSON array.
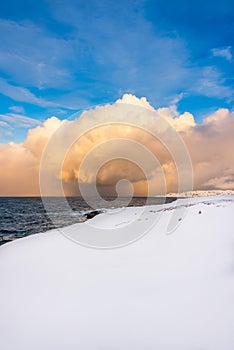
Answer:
[{"xmin": 0, "ymin": 195, "xmax": 234, "ymax": 350}]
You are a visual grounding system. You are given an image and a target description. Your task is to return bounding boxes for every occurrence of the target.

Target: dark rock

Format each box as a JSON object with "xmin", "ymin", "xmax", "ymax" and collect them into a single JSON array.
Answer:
[{"xmin": 84, "ymin": 210, "xmax": 102, "ymax": 220}]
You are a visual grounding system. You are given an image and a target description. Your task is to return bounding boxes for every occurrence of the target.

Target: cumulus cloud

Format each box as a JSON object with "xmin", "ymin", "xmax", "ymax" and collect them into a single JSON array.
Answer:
[
  {"xmin": 0, "ymin": 117, "xmax": 62, "ymax": 195},
  {"xmin": 116, "ymin": 93, "xmax": 154, "ymax": 111},
  {"xmin": 0, "ymin": 94, "xmax": 233, "ymax": 196},
  {"xmin": 182, "ymin": 109, "xmax": 234, "ymax": 191}
]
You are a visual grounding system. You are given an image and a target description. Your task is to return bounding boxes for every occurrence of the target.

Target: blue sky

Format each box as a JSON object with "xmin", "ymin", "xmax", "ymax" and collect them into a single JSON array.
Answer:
[{"xmin": 0, "ymin": 0, "xmax": 233, "ymax": 143}]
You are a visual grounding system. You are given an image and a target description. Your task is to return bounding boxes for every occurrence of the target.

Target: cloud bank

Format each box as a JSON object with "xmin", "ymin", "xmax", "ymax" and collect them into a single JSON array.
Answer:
[{"xmin": 0, "ymin": 94, "xmax": 233, "ymax": 196}]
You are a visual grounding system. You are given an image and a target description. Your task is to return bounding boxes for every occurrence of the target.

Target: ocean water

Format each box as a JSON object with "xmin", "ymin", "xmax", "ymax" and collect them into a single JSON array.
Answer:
[{"xmin": 0, "ymin": 196, "xmax": 176, "ymax": 245}]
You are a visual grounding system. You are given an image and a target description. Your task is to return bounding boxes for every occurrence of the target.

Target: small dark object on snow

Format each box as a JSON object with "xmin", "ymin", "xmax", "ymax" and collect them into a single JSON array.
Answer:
[
  {"xmin": 178, "ymin": 218, "xmax": 182, "ymax": 221},
  {"xmin": 198, "ymin": 210, "xmax": 202, "ymax": 214},
  {"xmin": 85, "ymin": 210, "xmax": 102, "ymax": 219}
]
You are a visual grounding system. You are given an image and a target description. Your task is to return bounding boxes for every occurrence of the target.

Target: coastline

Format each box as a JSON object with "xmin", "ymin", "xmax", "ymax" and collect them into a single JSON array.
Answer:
[{"xmin": 0, "ymin": 196, "xmax": 178, "ymax": 246}]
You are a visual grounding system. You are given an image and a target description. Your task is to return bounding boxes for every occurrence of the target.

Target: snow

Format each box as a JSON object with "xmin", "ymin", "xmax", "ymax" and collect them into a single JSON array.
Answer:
[
  {"xmin": 167, "ymin": 189, "xmax": 234, "ymax": 197},
  {"xmin": 0, "ymin": 195, "xmax": 234, "ymax": 350}
]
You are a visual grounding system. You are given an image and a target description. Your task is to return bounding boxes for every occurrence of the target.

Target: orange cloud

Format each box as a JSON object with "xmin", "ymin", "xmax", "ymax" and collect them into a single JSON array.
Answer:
[
  {"xmin": 183, "ymin": 108, "xmax": 234, "ymax": 190},
  {"xmin": 0, "ymin": 95, "xmax": 233, "ymax": 196}
]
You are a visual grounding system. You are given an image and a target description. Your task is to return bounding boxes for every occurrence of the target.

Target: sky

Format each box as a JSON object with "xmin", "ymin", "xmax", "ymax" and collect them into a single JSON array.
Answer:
[
  {"xmin": 0, "ymin": 0, "xmax": 233, "ymax": 196},
  {"xmin": 0, "ymin": 0, "xmax": 233, "ymax": 143}
]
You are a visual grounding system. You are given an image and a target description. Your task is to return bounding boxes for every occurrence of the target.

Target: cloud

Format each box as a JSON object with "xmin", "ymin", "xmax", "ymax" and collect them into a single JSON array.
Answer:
[
  {"xmin": 0, "ymin": 94, "xmax": 233, "ymax": 196},
  {"xmin": 0, "ymin": 13, "xmax": 232, "ymax": 112},
  {"xmin": 0, "ymin": 20, "xmax": 73, "ymax": 90},
  {"xmin": 0, "ymin": 116, "xmax": 62, "ymax": 195},
  {"xmin": 45, "ymin": 0, "xmax": 234, "ymax": 107},
  {"xmin": 211, "ymin": 46, "xmax": 232, "ymax": 62},
  {"xmin": 116, "ymin": 94, "xmax": 154, "ymax": 110},
  {"xmin": 9, "ymin": 106, "xmax": 25, "ymax": 114},
  {"xmin": 204, "ymin": 108, "xmax": 230, "ymax": 124},
  {"xmin": 0, "ymin": 121, "xmax": 9, "ymax": 127},
  {"xmin": 0, "ymin": 78, "xmax": 60, "ymax": 107},
  {"xmin": 192, "ymin": 66, "xmax": 234, "ymax": 100},
  {"xmin": 0, "ymin": 113, "xmax": 42, "ymax": 128},
  {"xmin": 182, "ymin": 108, "xmax": 234, "ymax": 191},
  {"xmin": 0, "ymin": 120, "xmax": 12, "ymax": 141}
]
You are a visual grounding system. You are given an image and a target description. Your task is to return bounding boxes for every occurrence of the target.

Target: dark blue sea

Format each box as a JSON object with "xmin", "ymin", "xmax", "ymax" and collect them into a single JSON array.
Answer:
[{"xmin": 0, "ymin": 196, "xmax": 176, "ymax": 245}]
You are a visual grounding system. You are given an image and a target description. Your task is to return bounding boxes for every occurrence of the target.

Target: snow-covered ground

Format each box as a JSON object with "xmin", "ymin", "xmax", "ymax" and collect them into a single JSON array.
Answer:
[
  {"xmin": 0, "ymin": 195, "xmax": 234, "ymax": 350},
  {"xmin": 167, "ymin": 189, "xmax": 234, "ymax": 197}
]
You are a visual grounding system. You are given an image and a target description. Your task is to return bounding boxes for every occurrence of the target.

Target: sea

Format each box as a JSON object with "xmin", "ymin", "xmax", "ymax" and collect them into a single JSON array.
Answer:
[{"xmin": 0, "ymin": 196, "xmax": 177, "ymax": 246}]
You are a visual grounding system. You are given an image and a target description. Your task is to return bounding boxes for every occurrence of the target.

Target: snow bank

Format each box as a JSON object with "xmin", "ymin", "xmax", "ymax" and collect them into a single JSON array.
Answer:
[{"xmin": 0, "ymin": 195, "xmax": 234, "ymax": 350}]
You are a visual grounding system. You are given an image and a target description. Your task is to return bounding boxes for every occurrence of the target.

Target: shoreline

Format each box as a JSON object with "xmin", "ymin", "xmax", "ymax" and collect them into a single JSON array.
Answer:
[
  {"xmin": 1, "ymin": 194, "xmax": 233, "ymax": 248},
  {"xmin": 0, "ymin": 196, "xmax": 178, "ymax": 247}
]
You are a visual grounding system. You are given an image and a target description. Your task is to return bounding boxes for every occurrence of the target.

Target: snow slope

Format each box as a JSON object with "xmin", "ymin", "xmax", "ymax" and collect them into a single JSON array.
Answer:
[{"xmin": 0, "ymin": 195, "xmax": 234, "ymax": 350}]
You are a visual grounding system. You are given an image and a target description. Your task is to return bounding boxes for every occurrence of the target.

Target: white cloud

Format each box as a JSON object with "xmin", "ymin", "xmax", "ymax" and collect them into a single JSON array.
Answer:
[
  {"xmin": 116, "ymin": 93, "xmax": 154, "ymax": 110},
  {"xmin": 170, "ymin": 93, "xmax": 185, "ymax": 105},
  {"xmin": 193, "ymin": 66, "xmax": 234, "ymax": 100},
  {"xmin": 46, "ymin": 1, "xmax": 233, "ymax": 105},
  {"xmin": 9, "ymin": 106, "xmax": 25, "ymax": 113},
  {"xmin": 0, "ymin": 78, "xmax": 59, "ymax": 107},
  {"xmin": 0, "ymin": 121, "xmax": 12, "ymax": 141},
  {"xmin": 0, "ymin": 20, "xmax": 73, "ymax": 90},
  {"xmin": 211, "ymin": 46, "xmax": 232, "ymax": 62},
  {"xmin": 204, "ymin": 108, "xmax": 229, "ymax": 124},
  {"xmin": 0, "ymin": 113, "xmax": 42, "ymax": 128},
  {"xmin": 0, "ymin": 16, "xmax": 232, "ymax": 111},
  {"xmin": 0, "ymin": 121, "xmax": 9, "ymax": 127}
]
